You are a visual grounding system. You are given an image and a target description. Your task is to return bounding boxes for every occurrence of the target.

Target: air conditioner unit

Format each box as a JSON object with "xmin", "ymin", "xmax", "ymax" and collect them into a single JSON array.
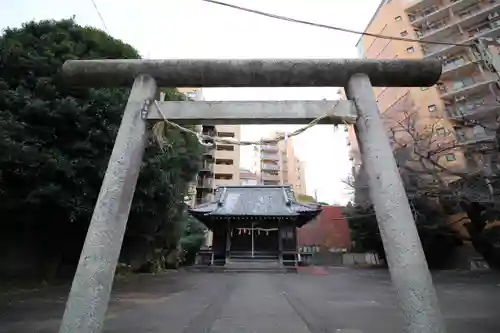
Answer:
[{"xmin": 455, "ymin": 96, "xmax": 466, "ymax": 102}]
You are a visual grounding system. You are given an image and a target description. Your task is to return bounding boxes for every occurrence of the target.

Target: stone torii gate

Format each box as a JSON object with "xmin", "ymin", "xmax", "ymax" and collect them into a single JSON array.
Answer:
[{"xmin": 59, "ymin": 59, "xmax": 446, "ymax": 333}]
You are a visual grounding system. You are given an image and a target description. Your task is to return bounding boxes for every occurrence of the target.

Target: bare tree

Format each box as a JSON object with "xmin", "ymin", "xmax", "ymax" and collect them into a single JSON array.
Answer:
[{"xmin": 378, "ymin": 97, "xmax": 500, "ymax": 269}]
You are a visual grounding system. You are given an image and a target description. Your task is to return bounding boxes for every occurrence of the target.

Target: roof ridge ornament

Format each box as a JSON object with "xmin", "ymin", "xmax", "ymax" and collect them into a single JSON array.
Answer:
[{"xmin": 217, "ymin": 187, "xmax": 228, "ymax": 207}]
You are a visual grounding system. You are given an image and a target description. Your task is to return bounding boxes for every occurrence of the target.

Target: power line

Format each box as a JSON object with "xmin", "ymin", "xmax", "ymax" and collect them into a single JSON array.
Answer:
[
  {"xmin": 90, "ymin": 0, "xmax": 109, "ymax": 33},
  {"xmin": 201, "ymin": 0, "xmax": 473, "ymax": 48}
]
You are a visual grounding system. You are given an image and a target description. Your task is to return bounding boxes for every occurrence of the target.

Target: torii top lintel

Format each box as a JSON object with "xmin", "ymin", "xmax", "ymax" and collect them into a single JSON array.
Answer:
[{"xmin": 62, "ymin": 58, "xmax": 442, "ymax": 88}]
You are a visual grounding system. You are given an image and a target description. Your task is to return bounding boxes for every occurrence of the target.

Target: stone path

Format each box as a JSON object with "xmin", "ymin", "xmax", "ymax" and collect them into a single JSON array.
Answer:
[{"xmin": 1, "ymin": 268, "xmax": 499, "ymax": 333}]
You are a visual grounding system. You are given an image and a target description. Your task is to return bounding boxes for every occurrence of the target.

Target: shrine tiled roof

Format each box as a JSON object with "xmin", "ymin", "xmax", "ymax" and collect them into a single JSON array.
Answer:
[{"xmin": 189, "ymin": 185, "xmax": 321, "ymax": 226}]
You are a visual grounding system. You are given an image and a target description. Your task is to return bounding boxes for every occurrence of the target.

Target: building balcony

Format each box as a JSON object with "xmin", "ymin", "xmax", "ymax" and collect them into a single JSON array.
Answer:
[
  {"xmin": 468, "ymin": 141, "xmax": 497, "ymax": 153},
  {"xmin": 202, "ymin": 145, "xmax": 215, "ymax": 158},
  {"xmin": 438, "ymin": 73, "xmax": 497, "ymax": 99},
  {"xmin": 261, "ymin": 144, "xmax": 279, "ymax": 152},
  {"xmin": 199, "ymin": 161, "xmax": 214, "ymax": 174},
  {"xmin": 408, "ymin": 2, "xmax": 446, "ymax": 26},
  {"xmin": 261, "ymin": 163, "xmax": 280, "ymax": 171},
  {"xmin": 421, "ymin": 35, "xmax": 464, "ymax": 57},
  {"xmin": 417, "ymin": 16, "xmax": 455, "ymax": 40},
  {"xmin": 197, "ymin": 177, "xmax": 213, "ymax": 189},
  {"xmin": 423, "ymin": 17, "xmax": 500, "ymax": 58},
  {"xmin": 202, "ymin": 129, "xmax": 216, "ymax": 137},
  {"xmin": 457, "ymin": 133, "xmax": 496, "ymax": 146},
  {"xmin": 261, "ymin": 172, "xmax": 280, "ymax": 182},
  {"xmin": 447, "ymin": 95, "xmax": 500, "ymax": 120},
  {"xmin": 408, "ymin": 0, "xmax": 476, "ymax": 25},
  {"xmin": 406, "ymin": 0, "xmax": 476, "ymax": 16},
  {"xmin": 416, "ymin": 1, "xmax": 500, "ymax": 41},
  {"xmin": 440, "ymin": 55, "xmax": 479, "ymax": 79},
  {"xmin": 201, "ymin": 127, "xmax": 216, "ymax": 144},
  {"xmin": 261, "ymin": 153, "xmax": 279, "ymax": 161},
  {"xmin": 406, "ymin": 0, "xmax": 442, "ymax": 13}
]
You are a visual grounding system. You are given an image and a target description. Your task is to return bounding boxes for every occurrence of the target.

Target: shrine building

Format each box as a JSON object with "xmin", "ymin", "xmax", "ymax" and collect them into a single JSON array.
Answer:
[{"xmin": 188, "ymin": 185, "xmax": 322, "ymax": 268}]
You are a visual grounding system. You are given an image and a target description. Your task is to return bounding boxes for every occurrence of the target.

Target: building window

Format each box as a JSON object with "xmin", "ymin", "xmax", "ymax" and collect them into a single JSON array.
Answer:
[
  {"xmin": 445, "ymin": 154, "xmax": 456, "ymax": 162},
  {"xmin": 436, "ymin": 127, "xmax": 446, "ymax": 136},
  {"xmin": 217, "ymin": 132, "xmax": 235, "ymax": 138},
  {"xmin": 395, "ymin": 16, "xmax": 402, "ymax": 22},
  {"xmin": 215, "ymin": 173, "xmax": 233, "ymax": 180},
  {"xmin": 215, "ymin": 158, "xmax": 234, "ymax": 165},
  {"xmin": 400, "ymin": 30, "xmax": 408, "ymax": 37},
  {"xmin": 406, "ymin": 46, "xmax": 415, "ymax": 53},
  {"xmin": 216, "ymin": 144, "xmax": 234, "ymax": 151},
  {"xmin": 428, "ymin": 104, "xmax": 437, "ymax": 112},
  {"xmin": 443, "ymin": 56, "xmax": 466, "ymax": 68}
]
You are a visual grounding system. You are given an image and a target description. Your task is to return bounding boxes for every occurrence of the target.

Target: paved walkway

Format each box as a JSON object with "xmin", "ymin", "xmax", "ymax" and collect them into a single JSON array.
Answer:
[{"xmin": 1, "ymin": 269, "xmax": 500, "ymax": 332}]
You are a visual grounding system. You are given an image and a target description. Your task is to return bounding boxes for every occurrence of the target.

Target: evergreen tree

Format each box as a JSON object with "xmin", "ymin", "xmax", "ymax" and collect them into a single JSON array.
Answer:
[{"xmin": 0, "ymin": 19, "xmax": 201, "ymax": 279}]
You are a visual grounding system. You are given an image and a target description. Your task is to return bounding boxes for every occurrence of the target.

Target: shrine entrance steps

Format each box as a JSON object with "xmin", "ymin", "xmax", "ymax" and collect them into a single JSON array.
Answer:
[
  {"xmin": 187, "ymin": 251, "xmax": 297, "ymax": 273},
  {"xmin": 225, "ymin": 251, "xmax": 291, "ymax": 273},
  {"xmin": 228, "ymin": 251, "xmax": 278, "ymax": 261}
]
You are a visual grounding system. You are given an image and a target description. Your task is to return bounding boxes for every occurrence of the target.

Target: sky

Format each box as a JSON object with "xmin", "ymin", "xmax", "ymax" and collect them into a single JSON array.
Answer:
[{"xmin": 0, "ymin": 0, "xmax": 382, "ymax": 204}]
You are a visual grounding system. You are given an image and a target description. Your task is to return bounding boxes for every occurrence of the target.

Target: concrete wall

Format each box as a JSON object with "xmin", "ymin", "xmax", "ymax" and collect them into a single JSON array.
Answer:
[{"xmin": 300, "ymin": 251, "xmax": 384, "ymax": 267}]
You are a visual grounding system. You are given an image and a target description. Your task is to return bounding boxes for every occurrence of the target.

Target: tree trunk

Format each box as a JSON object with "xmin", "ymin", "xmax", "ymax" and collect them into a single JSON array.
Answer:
[{"xmin": 464, "ymin": 202, "xmax": 500, "ymax": 270}]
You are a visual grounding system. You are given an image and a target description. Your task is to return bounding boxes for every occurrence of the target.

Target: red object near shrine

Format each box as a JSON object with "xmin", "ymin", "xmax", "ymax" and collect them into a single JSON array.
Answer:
[{"xmin": 297, "ymin": 206, "xmax": 351, "ymax": 251}]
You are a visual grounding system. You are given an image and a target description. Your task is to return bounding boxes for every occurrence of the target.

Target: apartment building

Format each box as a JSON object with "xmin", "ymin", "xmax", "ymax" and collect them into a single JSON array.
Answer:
[
  {"xmin": 254, "ymin": 133, "xmax": 307, "ymax": 195},
  {"xmin": 348, "ymin": 0, "xmax": 500, "ymax": 178},
  {"xmin": 239, "ymin": 168, "xmax": 259, "ymax": 186},
  {"xmin": 195, "ymin": 124, "xmax": 241, "ymax": 205},
  {"xmin": 176, "ymin": 89, "xmax": 241, "ymax": 206},
  {"xmin": 212, "ymin": 125, "xmax": 241, "ymax": 188}
]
